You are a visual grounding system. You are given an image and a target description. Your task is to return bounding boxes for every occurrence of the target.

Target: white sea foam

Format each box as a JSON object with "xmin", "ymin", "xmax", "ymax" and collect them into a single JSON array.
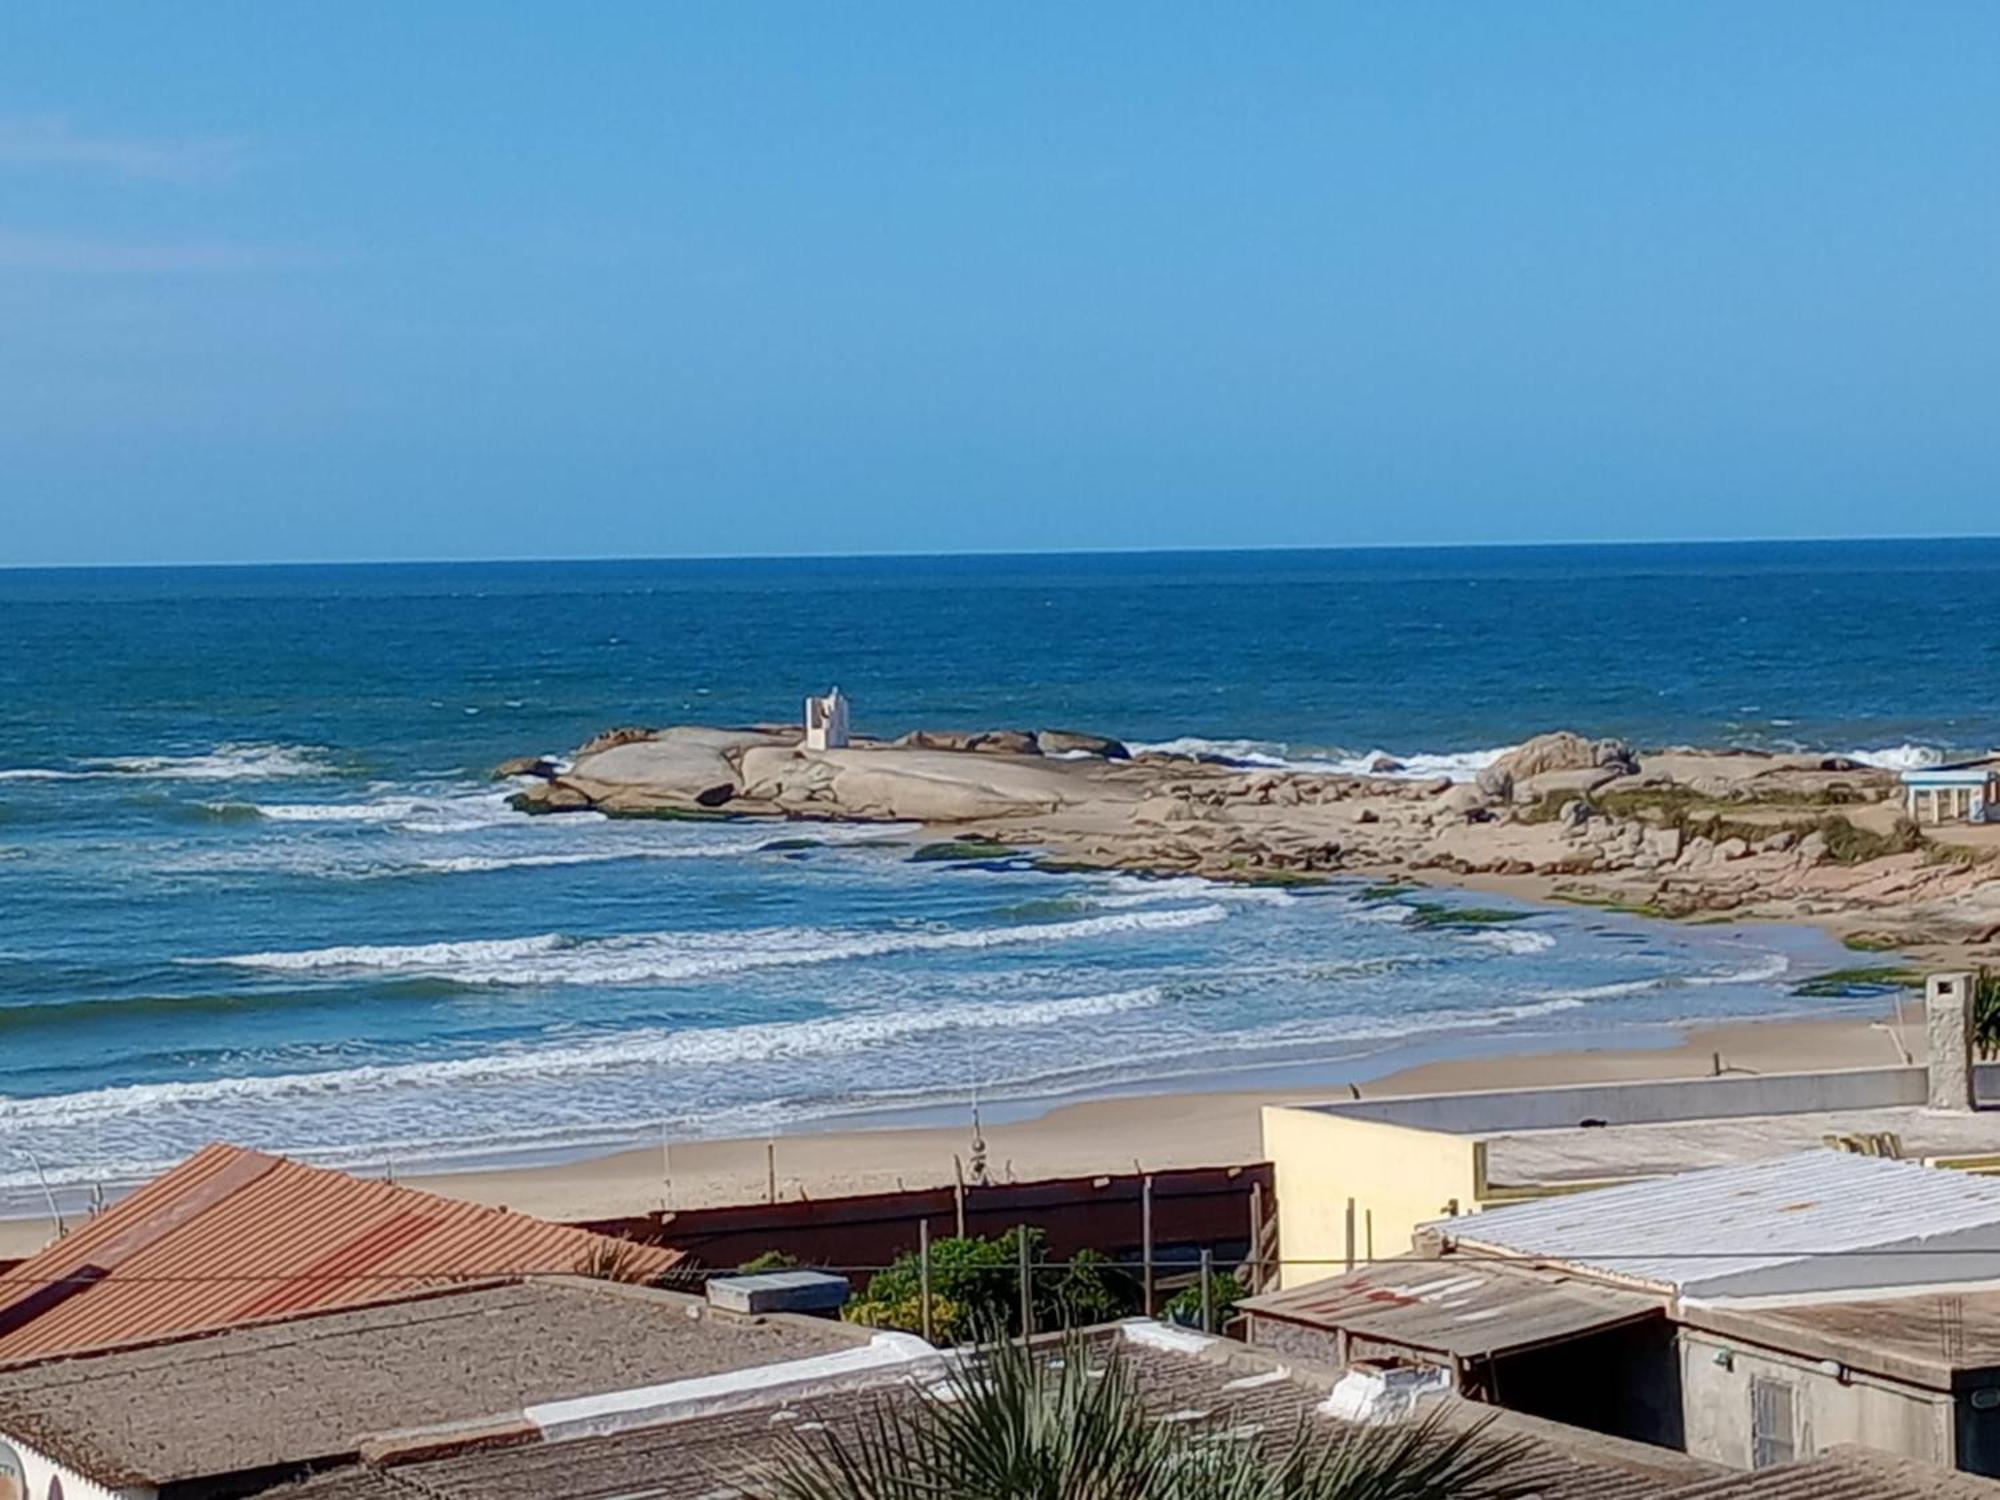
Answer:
[
  {"xmin": 202, "ymin": 904, "xmax": 1229, "ymax": 987},
  {"xmin": 1531, "ymin": 951, "xmax": 1789, "ymax": 1002},
  {"xmin": 1843, "ymin": 744, "xmax": 1945, "ymax": 771},
  {"xmin": 1684, "ymin": 952, "xmax": 1789, "ymax": 987},
  {"xmin": 1456, "ymin": 927, "xmax": 1558, "ymax": 955},
  {"xmin": 0, "ymin": 986, "xmax": 1167, "ymax": 1125},
  {"xmin": 1126, "ymin": 736, "xmax": 1509, "ymax": 782},
  {"xmin": 0, "ymin": 743, "xmax": 334, "ymax": 783}
]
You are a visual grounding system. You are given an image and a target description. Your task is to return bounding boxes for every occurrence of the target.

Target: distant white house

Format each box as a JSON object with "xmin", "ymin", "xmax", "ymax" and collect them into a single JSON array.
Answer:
[
  {"xmin": 1901, "ymin": 757, "xmax": 2000, "ymax": 824},
  {"xmin": 803, "ymin": 688, "xmax": 850, "ymax": 751}
]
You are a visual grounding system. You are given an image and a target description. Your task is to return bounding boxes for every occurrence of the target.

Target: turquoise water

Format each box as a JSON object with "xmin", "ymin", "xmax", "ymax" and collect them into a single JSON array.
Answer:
[{"xmin": 5, "ymin": 541, "xmax": 1988, "ymax": 1198}]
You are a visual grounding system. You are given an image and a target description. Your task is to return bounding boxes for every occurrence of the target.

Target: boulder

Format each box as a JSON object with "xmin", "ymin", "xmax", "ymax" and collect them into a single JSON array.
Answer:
[
  {"xmin": 510, "ymin": 781, "xmax": 594, "ymax": 813},
  {"xmin": 1475, "ymin": 764, "xmax": 1515, "ymax": 802},
  {"xmin": 493, "ymin": 754, "xmax": 559, "ymax": 780},
  {"xmin": 1496, "ymin": 731, "xmax": 1638, "ymax": 781},
  {"xmin": 1516, "ymin": 765, "xmax": 1629, "ymax": 804},
  {"xmin": 1036, "ymin": 729, "xmax": 1130, "ymax": 760},
  {"xmin": 1431, "ymin": 784, "xmax": 1487, "ymax": 822},
  {"xmin": 1367, "ymin": 754, "xmax": 1405, "ymax": 774}
]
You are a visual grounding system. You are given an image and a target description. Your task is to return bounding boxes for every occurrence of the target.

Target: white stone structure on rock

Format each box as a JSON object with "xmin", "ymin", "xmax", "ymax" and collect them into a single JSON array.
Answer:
[{"xmin": 804, "ymin": 688, "xmax": 851, "ymax": 751}]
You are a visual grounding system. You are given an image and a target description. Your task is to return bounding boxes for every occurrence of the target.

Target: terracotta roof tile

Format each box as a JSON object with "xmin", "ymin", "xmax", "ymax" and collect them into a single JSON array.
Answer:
[{"xmin": 0, "ymin": 1143, "xmax": 680, "ymax": 1363}]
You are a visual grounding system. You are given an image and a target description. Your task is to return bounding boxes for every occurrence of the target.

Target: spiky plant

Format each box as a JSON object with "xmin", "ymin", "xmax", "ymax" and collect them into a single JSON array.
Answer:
[{"xmin": 756, "ymin": 1331, "xmax": 1535, "ymax": 1500}]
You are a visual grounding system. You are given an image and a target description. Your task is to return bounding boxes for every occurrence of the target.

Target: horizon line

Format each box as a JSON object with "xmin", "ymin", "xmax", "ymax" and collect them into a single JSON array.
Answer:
[{"xmin": 4, "ymin": 530, "xmax": 1999, "ymax": 573}]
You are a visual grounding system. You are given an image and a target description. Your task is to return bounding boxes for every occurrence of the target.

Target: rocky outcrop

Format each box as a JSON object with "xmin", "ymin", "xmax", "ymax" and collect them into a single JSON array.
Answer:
[
  {"xmin": 1496, "ymin": 731, "xmax": 1636, "ymax": 781},
  {"xmin": 493, "ymin": 755, "xmax": 560, "ymax": 780},
  {"xmin": 499, "ymin": 717, "xmax": 2000, "ymax": 965},
  {"xmin": 896, "ymin": 729, "xmax": 1040, "ymax": 756},
  {"xmin": 1036, "ymin": 729, "xmax": 1130, "ymax": 760}
]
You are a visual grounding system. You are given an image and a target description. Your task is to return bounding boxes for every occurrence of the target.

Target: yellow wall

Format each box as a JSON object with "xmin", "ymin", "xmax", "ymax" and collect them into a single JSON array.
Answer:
[{"xmin": 1261, "ymin": 1105, "xmax": 1489, "ymax": 1289}]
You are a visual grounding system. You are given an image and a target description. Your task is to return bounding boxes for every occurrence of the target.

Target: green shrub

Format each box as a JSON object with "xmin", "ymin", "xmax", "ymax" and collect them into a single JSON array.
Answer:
[
  {"xmin": 843, "ymin": 1228, "xmax": 1139, "ymax": 1344},
  {"xmin": 1160, "ymin": 1270, "xmax": 1245, "ymax": 1331}
]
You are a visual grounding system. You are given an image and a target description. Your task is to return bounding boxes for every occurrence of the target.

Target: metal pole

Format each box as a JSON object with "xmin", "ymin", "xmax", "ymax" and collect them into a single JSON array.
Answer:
[
  {"xmin": 1200, "ymin": 1248, "xmax": 1214, "ymax": 1333},
  {"xmin": 1017, "ymin": 1226, "xmax": 1033, "ymax": 1337},
  {"xmin": 919, "ymin": 1218, "xmax": 934, "ymax": 1345},
  {"xmin": 1248, "ymin": 1181, "xmax": 1264, "ymax": 1293},
  {"xmin": 1141, "ymin": 1175, "xmax": 1155, "ymax": 1317}
]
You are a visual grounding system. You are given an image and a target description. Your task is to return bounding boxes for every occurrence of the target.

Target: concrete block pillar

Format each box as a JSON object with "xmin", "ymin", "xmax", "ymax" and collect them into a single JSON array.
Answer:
[{"xmin": 1927, "ymin": 971, "xmax": 1978, "ymax": 1112}]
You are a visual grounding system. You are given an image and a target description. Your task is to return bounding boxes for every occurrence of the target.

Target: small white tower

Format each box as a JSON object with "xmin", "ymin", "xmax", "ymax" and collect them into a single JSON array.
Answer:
[{"xmin": 803, "ymin": 688, "xmax": 850, "ymax": 751}]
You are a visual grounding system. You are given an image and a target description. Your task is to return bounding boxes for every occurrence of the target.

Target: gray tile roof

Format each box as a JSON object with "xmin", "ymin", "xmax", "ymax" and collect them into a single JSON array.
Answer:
[
  {"xmin": 260, "ymin": 1322, "xmax": 1719, "ymax": 1500},
  {"xmin": 0, "ymin": 1277, "xmax": 866, "ymax": 1488}
]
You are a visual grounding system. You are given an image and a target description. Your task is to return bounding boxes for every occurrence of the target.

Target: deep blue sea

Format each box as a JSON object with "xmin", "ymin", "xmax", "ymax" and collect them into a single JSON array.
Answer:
[{"xmin": 4, "ymin": 540, "xmax": 1996, "ymax": 1203}]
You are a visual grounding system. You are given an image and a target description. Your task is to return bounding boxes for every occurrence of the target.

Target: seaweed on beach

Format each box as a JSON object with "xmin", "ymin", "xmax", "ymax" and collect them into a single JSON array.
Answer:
[
  {"xmin": 759, "ymin": 837, "xmax": 824, "ymax": 852},
  {"xmin": 1790, "ymin": 965, "xmax": 1923, "ymax": 998},
  {"xmin": 1402, "ymin": 902, "xmax": 1531, "ymax": 929},
  {"xmin": 911, "ymin": 838, "xmax": 1021, "ymax": 863},
  {"xmin": 1357, "ymin": 882, "xmax": 1417, "ymax": 902}
]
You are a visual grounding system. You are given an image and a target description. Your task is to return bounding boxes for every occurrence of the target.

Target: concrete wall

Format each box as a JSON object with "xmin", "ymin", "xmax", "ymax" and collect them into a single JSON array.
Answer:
[
  {"xmin": 1320, "ymin": 1066, "xmax": 1985, "ymax": 1136},
  {"xmin": 1261, "ymin": 1106, "xmax": 1483, "ymax": 1289},
  {"xmin": 0, "ymin": 1430, "xmax": 141, "ymax": 1500},
  {"xmin": 1678, "ymin": 1329, "xmax": 1952, "ymax": 1471}
]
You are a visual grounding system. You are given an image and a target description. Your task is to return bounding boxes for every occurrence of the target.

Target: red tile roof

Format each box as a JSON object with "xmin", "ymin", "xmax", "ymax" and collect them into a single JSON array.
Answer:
[{"xmin": 0, "ymin": 1143, "xmax": 680, "ymax": 1365}]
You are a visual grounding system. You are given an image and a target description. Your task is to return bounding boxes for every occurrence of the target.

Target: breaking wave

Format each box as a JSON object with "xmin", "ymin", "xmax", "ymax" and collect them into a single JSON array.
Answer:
[
  {"xmin": 1456, "ymin": 927, "xmax": 1559, "ymax": 955},
  {"xmin": 0, "ymin": 986, "xmax": 1167, "ymax": 1126},
  {"xmin": 1127, "ymin": 736, "xmax": 1508, "ymax": 782},
  {"xmin": 0, "ymin": 743, "xmax": 335, "ymax": 783},
  {"xmin": 200, "ymin": 904, "xmax": 1230, "ymax": 987},
  {"xmin": 1532, "ymin": 951, "xmax": 1790, "ymax": 1002},
  {"xmin": 1843, "ymin": 744, "xmax": 1944, "ymax": 771}
]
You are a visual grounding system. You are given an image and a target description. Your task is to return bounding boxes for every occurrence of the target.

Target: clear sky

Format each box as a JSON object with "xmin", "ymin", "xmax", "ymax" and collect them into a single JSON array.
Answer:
[{"xmin": 3, "ymin": 4, "xmax": 1996, "ymax": 565}]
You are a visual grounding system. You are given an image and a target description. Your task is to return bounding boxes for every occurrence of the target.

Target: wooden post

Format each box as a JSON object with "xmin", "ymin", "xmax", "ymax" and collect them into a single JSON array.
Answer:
[
  {"xmin": 1365, "ymin": 1208, "xmax": 1374, "ymax": 1265},
  {"xmin": 1248, "ymin": 1182, "xmax": 1265, "ymax": 1293},
  {"xmin": 1199, "ymin": 1248, "xmax": 1214, "ymax": 1333},
  {"xmin": 1344, "ymin": 1197, "xmax": 1356, "ymax": 1272},
  {"xmin": 766, "ymin": 1140, "xmax": 776, "ymax": 1205},
  {"xmin": 919, "ymin": 1218, "xmax": 934, "ymax": 1345},
  {"xmin": 1141, "ymin": 1175, "xmax": 1156, "ymax": 1317},
  {"xmin": 953, "ymin": 1157, "xmax": 967, "ymax": 1238},
  {"xmin": 1017, "ymin": 1226, "xmax": 1033, "ymax": 1337}
]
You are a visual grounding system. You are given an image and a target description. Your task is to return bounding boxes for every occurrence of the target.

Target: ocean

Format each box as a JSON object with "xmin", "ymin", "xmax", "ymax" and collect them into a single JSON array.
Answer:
[{"xmin": 3, "ymin": 540, "xmax": 1995, "ymax": 1205}]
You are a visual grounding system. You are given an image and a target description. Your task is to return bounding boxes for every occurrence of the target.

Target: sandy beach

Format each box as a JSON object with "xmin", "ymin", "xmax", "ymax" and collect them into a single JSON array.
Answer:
[{"xmin": 1, "ymin": 1009, "xmax": 1920, "ymax": 1262}]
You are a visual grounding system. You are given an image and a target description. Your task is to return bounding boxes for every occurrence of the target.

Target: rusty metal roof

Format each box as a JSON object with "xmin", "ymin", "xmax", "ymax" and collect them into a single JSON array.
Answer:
[
  {"xmin": 1240, "ymin": 1258, "xmax": 1663, "ymax": 1360},
  {"xmin": 0, "ymin": 1143, "xmax": 680, "ymax": 1364}
]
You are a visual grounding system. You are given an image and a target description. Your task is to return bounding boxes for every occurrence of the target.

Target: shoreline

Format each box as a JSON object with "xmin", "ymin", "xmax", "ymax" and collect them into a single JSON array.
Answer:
[{"xmin": 0, "ymin": 1007, "xmax": 1922, "ymax": 1261}]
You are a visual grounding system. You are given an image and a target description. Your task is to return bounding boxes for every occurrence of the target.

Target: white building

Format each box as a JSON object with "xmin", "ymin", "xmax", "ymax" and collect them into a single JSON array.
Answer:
[
  {"xmin": 1903, "ymin": 759, "xmax": 2000, "ymax": 824},
  {"xmin": 804, "ymin": 688, "xmax": 851, "ymax": 751}
]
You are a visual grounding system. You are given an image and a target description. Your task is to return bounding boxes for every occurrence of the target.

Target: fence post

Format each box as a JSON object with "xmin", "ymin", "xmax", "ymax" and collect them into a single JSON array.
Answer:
[
  {"xmin": 766, "ymin": 1140, "xmax": 777, "ymax": 1205},
  {"xmin": 1200, "ymin": 1248, "xmax": 1214, "ymax": 1333},
  {"xmin": 1017, "ymin": 1226, "xmax": 1033, "ymax": 1337},
  {"xmin": 1141, "ymin": 1175, "xmax": 1155, "ymax": 1317},
  {"xmin": 953, "ymin": 1157, "xmax": 967, "ymax": 1237},
  {"xmin": 1248, "ymin": 1181, "xmax": 1264, "ymax": 1293},
  {"xmin": 919, "ymin": 1218, "xmax": 934, "ymax": 1346}
]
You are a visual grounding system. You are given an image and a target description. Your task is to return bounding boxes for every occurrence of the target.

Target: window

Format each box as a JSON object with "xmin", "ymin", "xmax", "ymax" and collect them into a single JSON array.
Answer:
[{"xmin": 1751, "ymin": 1375, "xmax": 1797, "ymax": 1469}]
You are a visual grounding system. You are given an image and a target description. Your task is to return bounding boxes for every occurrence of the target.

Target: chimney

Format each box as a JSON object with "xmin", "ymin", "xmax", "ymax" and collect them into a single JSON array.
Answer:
[{"xmin": 1926, "ymin": 971, "xmax": 1978, "ymax": 1112}]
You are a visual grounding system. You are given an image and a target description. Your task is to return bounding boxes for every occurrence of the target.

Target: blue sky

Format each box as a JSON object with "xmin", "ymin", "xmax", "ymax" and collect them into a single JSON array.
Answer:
[{"xmin": 2, "ymin": 4, "xmax": 1996, "ymax": 565}]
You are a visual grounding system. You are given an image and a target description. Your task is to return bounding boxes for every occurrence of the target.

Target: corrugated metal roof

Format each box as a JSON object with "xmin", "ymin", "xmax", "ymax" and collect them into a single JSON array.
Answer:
[
  {"xmin": 1240, "ymin": 1258, "xmax": 1663, "ymax": 1359},
  {"xmin": 1442, "ymin": 1149, "xmax": 2000, "ymax": 1294},
  {"xmin": 0, "ymin": 1143, "xmax": 681, "ymax": 1364}
]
